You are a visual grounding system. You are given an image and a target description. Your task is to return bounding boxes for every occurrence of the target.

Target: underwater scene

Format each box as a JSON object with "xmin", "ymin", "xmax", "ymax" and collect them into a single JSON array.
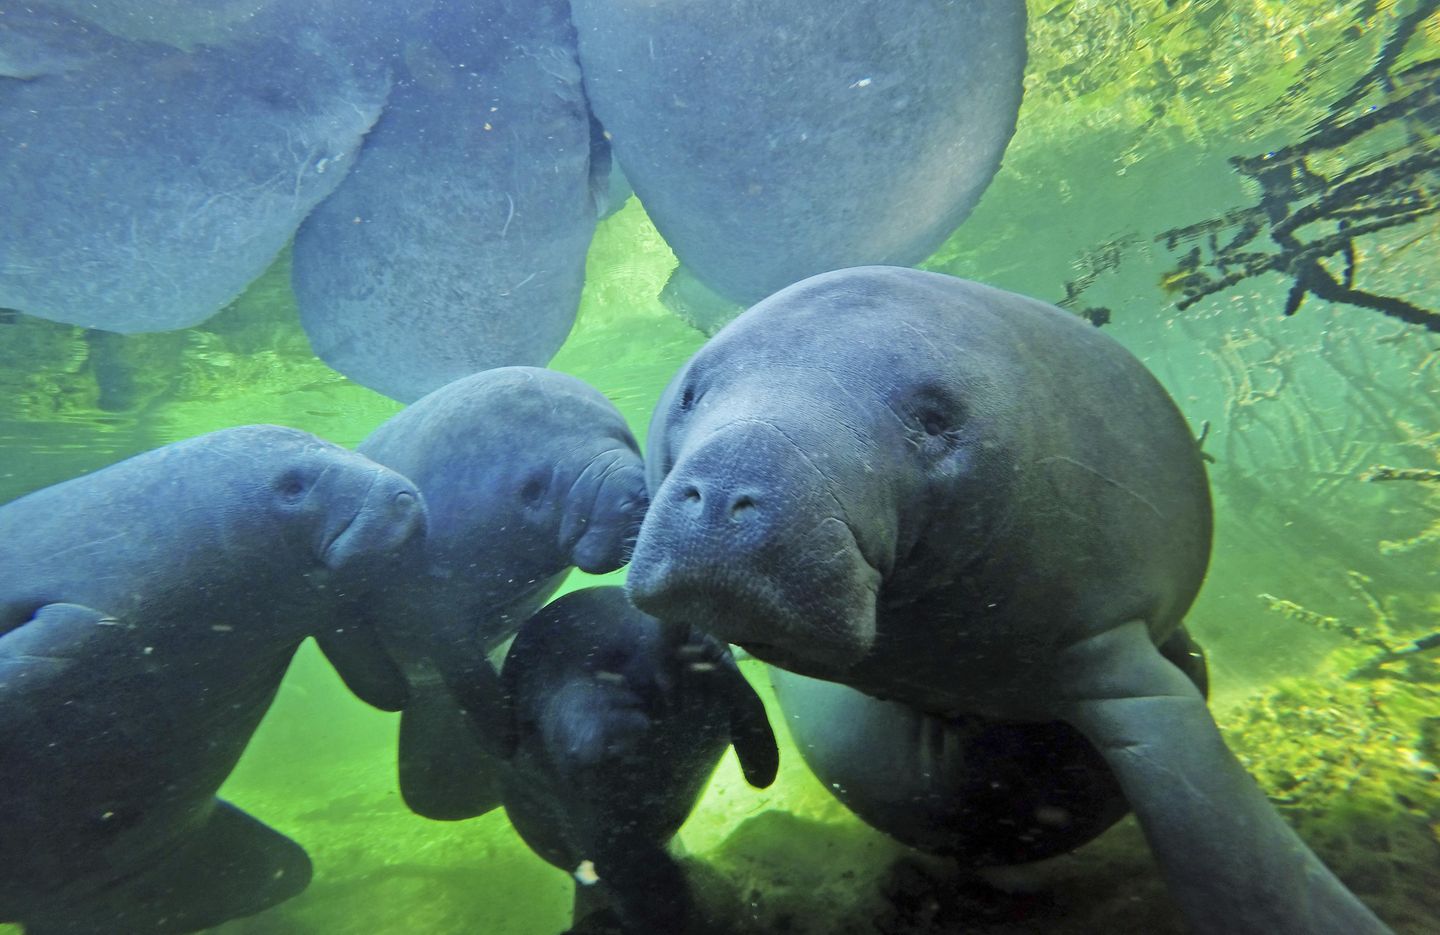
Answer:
[{"xmin": 1, "ymin": 0, "xmax": 1438, "ymax": 933}]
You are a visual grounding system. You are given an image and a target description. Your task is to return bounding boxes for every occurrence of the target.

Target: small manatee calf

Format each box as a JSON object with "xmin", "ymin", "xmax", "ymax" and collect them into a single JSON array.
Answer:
[
  {"xmin": 628, "ymin": 266, "xmax": 1393, "ymax": 935},
  {"xmin": 0, "ymin": 425, "xmax": 427, "ymax": 935},
  {"xmin": 500, "ymin": 587, "xmax": 778, "ymax": 934},
  {"xmin": 349, "ymin": 367, "xmax": 650, "ymax": 821}
]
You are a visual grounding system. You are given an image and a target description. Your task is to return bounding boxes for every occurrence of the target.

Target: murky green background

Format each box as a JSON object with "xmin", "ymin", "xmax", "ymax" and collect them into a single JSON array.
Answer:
[{"xmin": 3, "ymin": 1, "xmax": 1438, "ymax": 932}]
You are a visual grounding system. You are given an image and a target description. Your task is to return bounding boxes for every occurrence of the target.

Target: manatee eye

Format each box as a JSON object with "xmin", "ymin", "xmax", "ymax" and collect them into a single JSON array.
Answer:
[
  {"xmin": 678, "ymin": 385, "xmax": 697, "ymax": 412},
  {"xmin": 520, "ymin": 470, "xmax": 548, "ymax": 505},
  {"xmin": 907, "ymin": 384, "xmax": 965, "ymax": 441},
  {"xmin": 275, "ymin": 470, "xmax": 309, "ymax": 500}
]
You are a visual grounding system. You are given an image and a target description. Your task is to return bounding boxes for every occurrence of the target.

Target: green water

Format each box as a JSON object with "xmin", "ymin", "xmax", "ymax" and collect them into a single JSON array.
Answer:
[{"xmin": 3, "ymin": 1, "xmax": 1439, "ymax": 933}]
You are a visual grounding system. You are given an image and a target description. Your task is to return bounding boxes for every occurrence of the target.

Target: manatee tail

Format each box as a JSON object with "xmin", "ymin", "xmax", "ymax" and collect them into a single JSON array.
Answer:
[
  {"xmin": 1059, "ymin": 620, "xmax": 1392, "ymax": 935},
  {"xmin": 21, "ymin": 799, "xmax": 311, "ymax": 935},
  {"xmin": 397, "ymin": 680, "xmax": 505, "ymax": 821},
  {"xmin": 591, "ymin": 838, "xmax": 692, "ymax": 935}
]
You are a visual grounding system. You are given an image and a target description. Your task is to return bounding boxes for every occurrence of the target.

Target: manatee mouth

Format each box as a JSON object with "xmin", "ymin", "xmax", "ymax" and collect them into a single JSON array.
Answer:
[
  {"xmin": 627, "ymin": 416, "xmax": 886, "ymax": 673},
  {"xmin": 627, "ymin": 520, "xmax": 882, "ymax": 675},
  {"xmin": 320, "ymin": 485, "xmax": 425, "ymax": 571},
  {"xmin": 566, "ymin": 459, "xmax": 649, "ymax": 574},
  {"xmin": 321, "ymin": 513, "xmax": 358, "ymax": 567}
]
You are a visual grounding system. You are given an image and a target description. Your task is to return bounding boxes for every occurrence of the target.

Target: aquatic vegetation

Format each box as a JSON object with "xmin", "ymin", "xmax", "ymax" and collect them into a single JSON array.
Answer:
[
  {"xmin": 0, "ymin": 314, "xmax": 346, "ymax": 429},
  {"xmin": 1042, "ymin": 0, "xmax": 1440, "ymax": 329},
  {"xmin": 1368, "ymin": 422, "xmax": 1440, "ymax": 556},
  {"xmin": 1261, "ymin": 570, "xmax": 1440, "ymax": 679},
  {"xmin": 1222, "ymin": 650, "xmax": 1440, "ymax": 933},
  {"xmin": 1157, "ymin": 2, "xmax": 1440, "ymax": 329},
  {"xmin": 1020, "ymin": 0, "xmax": 1426, "ymax": 164}
]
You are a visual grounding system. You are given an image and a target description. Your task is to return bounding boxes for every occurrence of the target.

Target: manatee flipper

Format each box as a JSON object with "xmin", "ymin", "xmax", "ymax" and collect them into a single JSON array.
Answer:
[
  {"xmin": 314, "ymin": 623, "xmax": 409, "ymax": 712},
  {"xmin": 22, "ymin": 800, "xmax": 311, "ymax": 935},
  {"xmin": 1059, "ymin": 621, "xmax": 1392, "ymax": 935},
  {"xmin": 1157, "ymin": 623, "xmax": 1209, "ymax": 697},
  {"xmin": 1, "ymin": 604, "xmax": 129, "ymax": 783},
  {"xmin": 0, "ymin": 603, "xmax": 122, "ymax": 682},
  {"xmin": 0, "ymin": 604, "xmax": 154, "ymax": 736},
  {"xmin": 397, "ymin": 674, "xmax": 504, "ymax": 821},
  {"xmin": 433, "ymin": 642, "xmax": 518, "ymax": 761},
  {"xmin": 716, "ymin": 652, "xmax": 779, "ymax": 789},
  {"xmin": 660, "ymin": 264, "xmax": 746, "ymax": 336}
]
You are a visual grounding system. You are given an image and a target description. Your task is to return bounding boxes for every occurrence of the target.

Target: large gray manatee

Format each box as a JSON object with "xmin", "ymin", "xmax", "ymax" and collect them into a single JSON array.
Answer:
[
  {"xmin": 349, "ymin": 367, "xmax": 650, "ymax": 820},
  {"xmin": 292, "ymin": 0, "xmax": 604, "ymax": 401},
  {"xmin": 627, "ymin": 267, "xmax": 1392, "ymax": 935},
  {"xmin": 0, "ymin": 4, "xmax": 388, "ymax": 333},
  {"xmin": 568, "ymin": 1, "xmax": 1026, "ymax": 310},
  {"xmin": 501, "ymin": 587, "xmax": 777, "ymax": 935},
  {"xmin": 0, "ymin": 425, "xmax": 427, "ymax": 935},
  {"xmin": 34, "ymin": 0, "xmax": 275, "ymax": 47}
]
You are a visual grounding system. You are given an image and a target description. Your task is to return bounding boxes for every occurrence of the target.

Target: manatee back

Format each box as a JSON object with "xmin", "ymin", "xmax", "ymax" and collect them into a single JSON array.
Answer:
[
  {"xmin": 569, "ymin": 2, "xmax": 1026, "ymax": 306},
  {"xmin": 930, "ymin": 276, "xmax": 1213, "ymax": 649}
]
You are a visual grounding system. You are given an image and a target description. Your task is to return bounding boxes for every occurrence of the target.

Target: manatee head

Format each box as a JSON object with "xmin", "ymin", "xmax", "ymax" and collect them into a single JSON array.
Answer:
[
  {"xmin": 628, "ymin": 267, "xmax": 1021, "ymax": 682},
  {"xmin": 178, "ymin": 425, "xmax": 428, "ymax": 579},
  {"xmin": 210, "ymin": 420, "xmax": 426, "ymax": 567},
  {"xmin": 359, "ymin": 368, "xmax": 648, "ymax": 633}
]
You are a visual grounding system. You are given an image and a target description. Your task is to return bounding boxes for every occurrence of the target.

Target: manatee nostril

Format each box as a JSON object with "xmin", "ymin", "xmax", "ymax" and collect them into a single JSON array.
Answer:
[
  {"xmin": 729, "ymin": 494, "xmax": 756, "ymax": 520},
  {"xmin": 681, "ymin": 485, "xmax": 702, "ymax": 504},
  {"xmin": 393, "ymin": 491, "xmax": 416, "ymax": 509}
]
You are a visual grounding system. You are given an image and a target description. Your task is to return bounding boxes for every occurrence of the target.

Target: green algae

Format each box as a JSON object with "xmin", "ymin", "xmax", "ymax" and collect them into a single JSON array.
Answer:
[{"xmin": 1221, "ymin": 650, "xmax": 1440, "ymax": 932}]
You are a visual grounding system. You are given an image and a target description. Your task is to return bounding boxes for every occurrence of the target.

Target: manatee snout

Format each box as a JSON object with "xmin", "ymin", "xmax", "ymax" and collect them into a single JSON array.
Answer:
[
  {"xmin": 566, "ymin": 451, "xmax": 649, "ymax": 575},
  {"xmin": 322, "ymin": 467, "xmax": 428, "ymax": 571},
  {"xmin": 628, "ymin": 422, "xmax": 880, "ymax": 672}
]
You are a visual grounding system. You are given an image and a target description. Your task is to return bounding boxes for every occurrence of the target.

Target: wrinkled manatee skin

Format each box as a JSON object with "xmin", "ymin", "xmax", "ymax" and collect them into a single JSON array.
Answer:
[
  {"xmin": 355, "ymin": 368, "xmax": 649, "ymax": 819},
  {"xmin": 501, "ymin": 587, "xmax": 777, "ymax": 934},
  {"xmin": 0, "ymin": 6, "xmax": 388, "ymax": 333},
  {"xmin": 293, "ymin": 0, "xmax": 598, "ymax": 402},
  {"xmin": 569, "ymin": 1, "xmax": 1027, "ymax": 307},
  {"xmin": 35, "ymin": 0, "xmax": 276, "ymax": 48},
  {"xmin": 0, "ymin": 425, "xmax": 426, "ymax": 934}
]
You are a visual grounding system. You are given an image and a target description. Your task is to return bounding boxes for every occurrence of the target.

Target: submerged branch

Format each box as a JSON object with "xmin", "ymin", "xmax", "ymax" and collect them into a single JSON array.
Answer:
[{"xmin": 1361, "ymin": 465, "xmax": 1440, "ymax": 483}]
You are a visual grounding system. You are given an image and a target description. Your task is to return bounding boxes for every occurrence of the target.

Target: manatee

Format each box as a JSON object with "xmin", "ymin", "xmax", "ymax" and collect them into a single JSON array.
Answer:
[
  {"xmin": 500, "ymin": 587, "xmax": 778, "ymax": 934},
  {"xmin": 292, "ymin": 0, "xmax": 601, "ymax": 402},
  {"xmin": 0, "ymin": 425, "xmax": 427, "ymax": 935},
  {"xmin": 767, "ymin": 627, "xmax": 1207, "ymax": 865},
  {"xmin": 568, "ymin": 1, "xmax": 1026, "ymax": 310},
  {"xmin": 349, "ymin": 367, "xmax": 649, "ymax": 820},
  {"xmin": 627, "ymin": 267, "xmax": 1392, "ymax": 935},
  {"xmin": 36, "ymin": 0, "xmax": 276, "ymax": 48},
  {"xmin": 0, "ymin": 5, "xmax": 388, "ymax": 333}
]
